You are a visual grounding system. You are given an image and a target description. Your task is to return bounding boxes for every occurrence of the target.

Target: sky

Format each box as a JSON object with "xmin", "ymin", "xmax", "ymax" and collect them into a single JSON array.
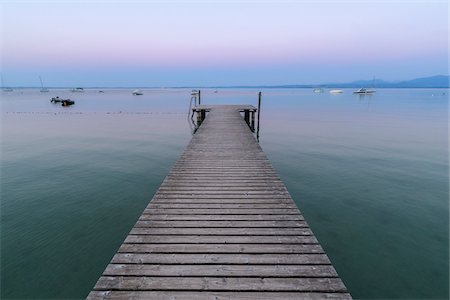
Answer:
[{"xmin": 0, "ymin": 0, "xmax": 448, "ymax": 87}]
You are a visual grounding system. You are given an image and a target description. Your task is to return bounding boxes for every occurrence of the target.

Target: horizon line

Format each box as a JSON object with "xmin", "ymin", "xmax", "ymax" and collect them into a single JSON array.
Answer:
[{"xmin": 2, "ymin": 74, "xmax": 448, "ymax": 89}]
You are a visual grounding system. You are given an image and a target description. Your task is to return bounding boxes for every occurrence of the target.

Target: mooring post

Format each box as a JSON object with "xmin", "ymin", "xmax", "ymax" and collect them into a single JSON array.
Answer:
[
  {"xmin": 197, "ymin": 109, "xmax": 202, "ymax": 125},
  {"xmin": 257, "ymin": 92, "xmax": 261, "ymax": 140},
  {"xmin": 201, "ymin": 109, "xmax": 206, "ymax": 122},
  {"xmin": 196, "ymin": 109, "xmax": 206, "ymax": 126},
  {"xmin": 251, "ymin": 110, "xmax": 255, "ymax": 132},
  {"xmin": 244, "ymin": 109, "xmax": 250, "ymax": 127}
]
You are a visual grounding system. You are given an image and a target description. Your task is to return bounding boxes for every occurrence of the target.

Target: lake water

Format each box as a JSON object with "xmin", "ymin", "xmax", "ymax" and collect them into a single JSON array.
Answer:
[{"xmin": 1, "ymin": 88, "xmax": 448, "ymax": 299}]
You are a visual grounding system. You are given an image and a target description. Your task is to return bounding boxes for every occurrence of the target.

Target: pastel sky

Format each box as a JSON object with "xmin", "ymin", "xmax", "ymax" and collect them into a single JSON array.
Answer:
[{"xmin": 1, "ymin": 0, "xmax": 448, "ymax": 87}]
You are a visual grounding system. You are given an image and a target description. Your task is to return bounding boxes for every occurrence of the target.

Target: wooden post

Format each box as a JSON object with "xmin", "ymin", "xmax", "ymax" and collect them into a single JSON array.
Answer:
[
  {"xmin": 198, "ymin": 90, "xmax": 201, "ymax": 105},
  {"xmin": 244, "ymin": 110, "xmax": 250, "ymax": 126},
  {"xmin": 196, "ymin": 109, "xmax": 206, "ymax": 126},
  {"xmin": 257, "ymin": 92, "xmax": 261, "ymax": 140},
  {"xmin": 251, "ymin": 110, "xmax": 255, "ymax": 132},
  {"xmin": 197, "ymin": 109, "xmax": 202, "ymax": 126},
  {"xmin": 201, "ymin": 109, "xmax": 206, "ymax": 123}
]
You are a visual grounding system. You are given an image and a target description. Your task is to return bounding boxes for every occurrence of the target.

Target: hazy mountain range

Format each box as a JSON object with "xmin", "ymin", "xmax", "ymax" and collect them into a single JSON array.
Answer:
[
  {"xmin": 5, "ymin": 75, "xmax": 449, "ymax": 89},
  {"xmin": 220, "ymin": 75, "xmax": 449, "ymax": 89},
  {"xmin": 324, "ymin": 75, "xmax": 449, "ymax": 88}
]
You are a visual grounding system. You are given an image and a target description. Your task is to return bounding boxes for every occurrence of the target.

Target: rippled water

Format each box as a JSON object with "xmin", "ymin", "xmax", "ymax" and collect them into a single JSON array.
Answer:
[{"xmin": 1, "ymin": 88, "xmax": 448, "ymax": 299}]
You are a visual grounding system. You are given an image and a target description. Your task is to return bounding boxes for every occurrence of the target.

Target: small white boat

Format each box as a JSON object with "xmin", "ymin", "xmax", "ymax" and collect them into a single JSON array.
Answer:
[
  {"xmin": 132, "ymin": 89, "xmax": 143, "ymax": 95},
  {"xmin": 313, "ymin": 88, "xmax": 324, "ymax": 93},
  {"xmin": 353, "ymin": 88, "xmax": 376, "ymax": 94},
  {"xmin": 329, "ymin": 89, "xmax": 343, "ymax": 94},
  {"xmin": 71, "ymin": 87, "xmax": 84, "ymax": 92}
]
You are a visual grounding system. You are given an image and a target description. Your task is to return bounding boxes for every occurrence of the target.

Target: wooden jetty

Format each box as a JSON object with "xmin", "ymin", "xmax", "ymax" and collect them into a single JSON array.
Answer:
[{"xmin": 88, "ymin": 105, "xmax": 351, "ymax": 299}]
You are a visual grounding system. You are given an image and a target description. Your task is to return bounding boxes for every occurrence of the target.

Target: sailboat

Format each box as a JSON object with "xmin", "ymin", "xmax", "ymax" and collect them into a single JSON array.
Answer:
[
  {"xmin": 1, "ymin": 74, "xmax": 13, "ymax": 92},
  {"xmin": 39, "ymin": 76, "xmax": 49, "ymax": 92},
  {"xmin": 353, "ymin": 76, "xmax": 376, "ymax": 94},
  {"xmin": 353, "ymin": 88, "xmax": 375, "ymax": 94}
]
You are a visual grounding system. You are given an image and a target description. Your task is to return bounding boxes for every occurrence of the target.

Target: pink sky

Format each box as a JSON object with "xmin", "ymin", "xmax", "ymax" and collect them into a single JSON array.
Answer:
[{"xmin": 1, "ymin": 1, "xmax": 448, "ymax": 86}]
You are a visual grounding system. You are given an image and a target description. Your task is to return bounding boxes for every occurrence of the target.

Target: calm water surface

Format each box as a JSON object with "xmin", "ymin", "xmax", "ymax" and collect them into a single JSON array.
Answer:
[{"xmin": 1, "ymin": 88, "xmax": 448, "ymax": 299}]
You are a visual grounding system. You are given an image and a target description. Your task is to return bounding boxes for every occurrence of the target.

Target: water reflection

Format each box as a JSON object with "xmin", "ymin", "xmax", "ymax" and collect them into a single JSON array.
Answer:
[
  {"xmin": 2, "ymin": 88, "xmax": 447, "ymax": 299},
  {"xmin": 356, "ymin": 93, "xmax": 373, "ymax": 107}
]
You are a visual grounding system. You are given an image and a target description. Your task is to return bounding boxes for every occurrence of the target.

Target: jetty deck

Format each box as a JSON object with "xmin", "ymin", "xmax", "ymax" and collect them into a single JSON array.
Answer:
[{"xmin": 88, "ymin": 105, "xmax": 351, "ymax": 299}]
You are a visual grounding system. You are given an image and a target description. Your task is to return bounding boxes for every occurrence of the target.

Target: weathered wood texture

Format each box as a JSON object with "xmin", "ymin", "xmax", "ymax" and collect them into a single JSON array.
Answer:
[{"xmin": 87, "ymin": 105, "xmax": 351, "ymax": 299}]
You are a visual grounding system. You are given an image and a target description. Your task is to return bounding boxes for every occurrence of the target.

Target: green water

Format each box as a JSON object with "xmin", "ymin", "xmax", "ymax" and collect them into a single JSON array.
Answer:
[{"xmin": 1, "ymin": 88, "xmax": 448, "ymax": 299}]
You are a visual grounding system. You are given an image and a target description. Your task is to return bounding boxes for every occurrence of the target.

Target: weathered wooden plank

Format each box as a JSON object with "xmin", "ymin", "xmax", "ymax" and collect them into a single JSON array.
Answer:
[
  {"xmin": 146, "ymin": 203, "xmax": 298, "ymax": 209},
  {"xmin": 93, "ymin": 276, "xmax": 347, "ymax": 292},
  {"xmin": 87, "ymin": 291, "xmax": 352, "ymax": 300},
  {"xmin": 170, "ymin": 166, "xmax": 276, "ymax": 169},
  {"xmin": 160, "ymin": 182, "xmax": 285, "ymax": 187},
  {"xmin": 124, "ymin": 235, "xmax": 318, "ymax": 244},
  {"xmin": 163, "ymin": 178, "xmax": 283, "ymax": 182},
  {"xmin": 129, "ymin": 227, "xmax": 312, "ymax": 236},
  {"xmin": 118, "ymin": 244, "xmax": 324, "ymax": 254},
  {"xmin": 150, "ymin": 198, "xmax": 295, "ymax": 204},
  {"xmin": 155, "ymin": 191, "xmax": 291, "ymax": 196},
  {"xmin": 157, "ymin": 187, "xmax": 288, "ymax": 192},
  {"xmin": 111, "ymin": 253, "xmax": 329, "ymax": 265},
  {"xmin": 160, "ymin": 184, "xmax": 286, "ymax": 189},
  {"xmin": 133, "ymin": 220, "xmax": 307, "ymax": 228},
  {"xmin": 143, "ymin": 209, "xmax": 300, "ymax": 215},
  {"xmin": 139, "ymin": 214, "xmax": 304, "ymax": 221},
  {"xmin": 169, "ymin": 170, "xmax": 278, "ymax": 173},
  {"xmin": 172, "ymin": 166, "xmax": 274, "ymax": 168},
  {"xmin": 152, "ymin": 194, "xmax": 293, "ymax": 199},
  {"xmin": 103, "ymin": 264, "xmax": 338, "ymax": 277},
  {"xmin": 165, "ymin": 175, "xmax": 283, "ymax": 180},
  {"xmin": 166, "ymin": 172, "xmax": 280, "ymax": 176}
]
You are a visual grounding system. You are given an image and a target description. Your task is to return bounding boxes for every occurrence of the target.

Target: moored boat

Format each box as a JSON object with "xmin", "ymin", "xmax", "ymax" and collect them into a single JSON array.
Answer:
[
  {"xmin": 61, "ymin": 99, "xmax": 75, "ymax": 106},
  {"xmin": 39, "ymin": 76, "xmax": 49, "ymax": 92},
  {"xmin": 51, "ymin": 96, "xmax": 63, "ymax": 103},
  {"xmin": 330, "ymin": 89, "xmax": 343, "ymax": 94},
  {"xmin": 132, "ymin": 89, "xmax": 143, "ymax": 95},
  {"xmin": 51, "ymin": 96, "xmax": 73, "ymax": 105},
  {"xmin": 353, "ymin": 88, "xmax": 376, "ymax": 94}
]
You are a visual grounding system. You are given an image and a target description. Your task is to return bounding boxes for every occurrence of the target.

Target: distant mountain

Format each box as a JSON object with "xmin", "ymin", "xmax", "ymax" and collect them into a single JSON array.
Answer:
[
  {"xmin": 212, "ymin": 75, "xmax": 449, "ymax": 89},
  {"xmin": 394, "ymin": 75, "xmax": 449, "ymax": 88},
  {"xmin": 8, "ymin": 75, "xmax": 449, "ymax": 89},
  {"xmin": 324, "ymin": 75, "xmax": 449, "ymax": 88}
]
